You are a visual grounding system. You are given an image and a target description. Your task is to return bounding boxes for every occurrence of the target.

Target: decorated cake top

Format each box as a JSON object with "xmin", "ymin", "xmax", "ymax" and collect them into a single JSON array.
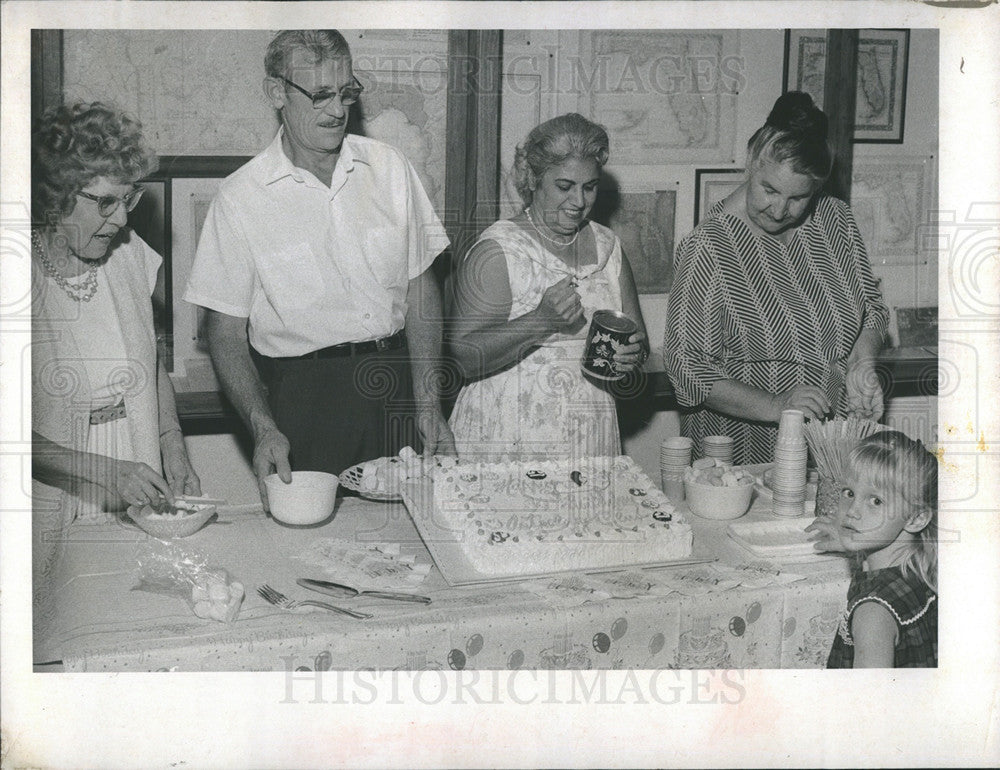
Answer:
[{"xmin": 433, "ymin": 456, "xmax": 684, "ymax": 547}]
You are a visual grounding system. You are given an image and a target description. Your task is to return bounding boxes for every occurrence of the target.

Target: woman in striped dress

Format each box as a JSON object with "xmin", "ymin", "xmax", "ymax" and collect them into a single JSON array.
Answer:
[{"xmin": 664, "ymin": 92, "xmax": 889, "ymax": 465}]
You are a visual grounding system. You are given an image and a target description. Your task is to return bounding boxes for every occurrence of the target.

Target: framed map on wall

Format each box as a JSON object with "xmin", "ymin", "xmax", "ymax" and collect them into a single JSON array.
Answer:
[
  {"xmin": 579, "ymin": 30, "xmax": 739, "ymax": 165},
  {"xmin": 601, "ymin": 190, "xmax": 677, "ymax": 294},
  {"xmin": 353, "ymin": 65, "xmax": 448, "ymax": 211},
  {"xmin": 851, "ymin": 155, "xmax": 933, "ymax": 264},
  {"xmin": 784, "ymin": 29, "xmax": 909, "ymax": 143},
  {"xmin": 63, "ymin": 30, "xmax": 278, "ymax": 155}
]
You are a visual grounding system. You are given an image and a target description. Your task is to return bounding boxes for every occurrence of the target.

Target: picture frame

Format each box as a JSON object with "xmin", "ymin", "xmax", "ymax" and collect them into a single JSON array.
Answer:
[
  {"xmin": 579, "ymin": 29, "xmax": 740, "ymax": 165},
  {"xmin": 131, "ymin": 156, "xmax": 251, "ymax": 389},
  {"xmin": 693, "ymin": 168, "xmax": 744, "ymax": 225},
  {"xmin": 783, "ymin": 28, "xmax": 909, "ymax": 143}
]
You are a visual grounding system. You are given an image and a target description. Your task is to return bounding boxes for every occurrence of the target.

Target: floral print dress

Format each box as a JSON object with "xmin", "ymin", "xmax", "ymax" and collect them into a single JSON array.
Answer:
[{"xmin": 450, "ymin": 219, "xmax": 625, "ymax": 462}]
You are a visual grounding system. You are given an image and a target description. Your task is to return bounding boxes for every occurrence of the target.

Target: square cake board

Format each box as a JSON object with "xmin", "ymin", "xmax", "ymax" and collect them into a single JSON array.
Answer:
[{"xmin": 400, "ymin": 479, "xmax": 714, "ymax": 587}]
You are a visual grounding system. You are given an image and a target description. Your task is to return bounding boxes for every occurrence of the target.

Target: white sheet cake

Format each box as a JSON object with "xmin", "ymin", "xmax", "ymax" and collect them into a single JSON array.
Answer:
[{"xmin": 431, "ymin": 456, "xmax": 693, "ymax": 578}]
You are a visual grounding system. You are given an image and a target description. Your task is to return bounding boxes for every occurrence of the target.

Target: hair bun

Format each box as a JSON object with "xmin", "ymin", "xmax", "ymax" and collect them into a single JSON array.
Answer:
[{"xmin": 766, "ymin": 91, "xmax": 828, "ymax": 139}]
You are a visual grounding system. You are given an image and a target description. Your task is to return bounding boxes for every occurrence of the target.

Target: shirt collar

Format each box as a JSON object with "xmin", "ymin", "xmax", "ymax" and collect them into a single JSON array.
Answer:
[{"xmin": 257, "ymin": 128, "xmax": 371, "ymax": 186}]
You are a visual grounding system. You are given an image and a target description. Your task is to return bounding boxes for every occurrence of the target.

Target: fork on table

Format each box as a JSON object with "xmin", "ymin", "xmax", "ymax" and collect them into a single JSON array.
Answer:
[{"xmin": 256, "ymin": 584, "xmax": 371, "ymax": 620}]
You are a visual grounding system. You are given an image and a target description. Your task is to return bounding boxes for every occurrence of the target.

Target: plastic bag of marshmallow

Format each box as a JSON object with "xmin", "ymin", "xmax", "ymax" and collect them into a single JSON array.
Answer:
[{"xmin": 132, "ymin": 540, "xmax": 245, "ymax": 623}]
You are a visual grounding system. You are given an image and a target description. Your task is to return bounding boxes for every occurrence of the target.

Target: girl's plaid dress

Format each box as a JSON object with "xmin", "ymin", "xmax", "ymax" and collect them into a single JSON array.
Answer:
[{"xmin": 826, "ymin": 565, "xmax": 937, "ymax": 668}]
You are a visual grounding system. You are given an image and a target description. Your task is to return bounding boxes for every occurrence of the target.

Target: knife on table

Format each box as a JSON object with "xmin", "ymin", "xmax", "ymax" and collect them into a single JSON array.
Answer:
[{"xmin": 297, "ymin": 578, "xmax": 432, "ymax": 604}]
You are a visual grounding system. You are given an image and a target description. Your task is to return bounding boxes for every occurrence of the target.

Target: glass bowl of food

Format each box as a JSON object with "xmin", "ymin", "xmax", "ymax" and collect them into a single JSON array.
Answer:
[{"xmin": 125, "ymin": 499, "xmax": 218, "ymax": 539}]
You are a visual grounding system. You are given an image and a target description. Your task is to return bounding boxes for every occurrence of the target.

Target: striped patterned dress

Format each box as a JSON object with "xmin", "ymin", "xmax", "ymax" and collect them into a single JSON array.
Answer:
[{"xmin": 663, "ymin": 195, "xmax": 889, "ymax": 464}]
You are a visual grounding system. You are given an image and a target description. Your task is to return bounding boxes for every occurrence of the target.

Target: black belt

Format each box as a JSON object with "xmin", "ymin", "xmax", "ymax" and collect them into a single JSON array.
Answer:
[{"xmin": 271, "ymin": 330, "xmax": 406, "ymax": 361}]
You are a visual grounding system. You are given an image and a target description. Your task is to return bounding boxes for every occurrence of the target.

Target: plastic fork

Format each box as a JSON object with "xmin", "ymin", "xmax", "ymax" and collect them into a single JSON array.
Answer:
[{"xmin": 256, "ymin": 584, "xmax": 371, "ymax": 620}]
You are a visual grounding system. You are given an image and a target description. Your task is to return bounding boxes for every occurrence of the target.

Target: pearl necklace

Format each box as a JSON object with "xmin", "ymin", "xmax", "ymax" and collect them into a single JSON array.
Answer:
[
  {"xmin": 33, "ymin": 230, "xmax": 99, "ymax": 302},
  {"xmin": 525, "ymin": 206, "xmax": 580, "ymax": 247}
]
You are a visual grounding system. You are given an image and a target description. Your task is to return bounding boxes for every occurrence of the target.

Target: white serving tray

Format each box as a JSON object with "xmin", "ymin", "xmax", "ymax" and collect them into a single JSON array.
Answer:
[
  {"xmin": 727, "ymin": 517, "xmax": 830, "ymax": 560},
  {"xmin": 400, "ymin": 479, "xmax": 711, "ymax": 587}
]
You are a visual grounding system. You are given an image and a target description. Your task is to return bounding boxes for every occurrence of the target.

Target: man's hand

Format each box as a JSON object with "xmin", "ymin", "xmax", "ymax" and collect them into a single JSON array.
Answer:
[
  {"xmin": 417, "ymin": 407, "xmax": 457, "ymax": 458},
  {"xmin": 253, "ymin": 428, "xmax": 292, "ymax": 511},
  {"xmin": 405, "ymin": 267, "xmax": 456, "ymax": 459},
  {"xmin": 205, "ymin": 309, "xmax": 292, "ymax": 510}
]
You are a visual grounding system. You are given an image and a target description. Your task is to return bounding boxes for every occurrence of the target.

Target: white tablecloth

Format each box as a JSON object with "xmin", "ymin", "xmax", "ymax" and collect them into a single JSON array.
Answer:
[{"xmin": 37, "ymin": 493, "xmax": 851, "ymax": 672}]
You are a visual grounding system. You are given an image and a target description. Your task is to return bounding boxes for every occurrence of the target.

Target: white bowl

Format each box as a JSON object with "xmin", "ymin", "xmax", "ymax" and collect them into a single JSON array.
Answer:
[
  {"xmin": 684, "ymin": 470, "xmax": 755, "ymax": 520},
  {"xmin": 264, "ymin": 471, "xmax": 339, "ymax": 525},
  {"xmin": 125, "ymin": 503, "xmax": 217, "ymax": 539}
]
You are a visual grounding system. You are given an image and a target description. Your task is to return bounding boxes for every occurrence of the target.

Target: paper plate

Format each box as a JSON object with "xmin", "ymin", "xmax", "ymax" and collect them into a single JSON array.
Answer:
[{"xmin": 339, "ymin": 463, "xmax": 403, "ymax": 502}]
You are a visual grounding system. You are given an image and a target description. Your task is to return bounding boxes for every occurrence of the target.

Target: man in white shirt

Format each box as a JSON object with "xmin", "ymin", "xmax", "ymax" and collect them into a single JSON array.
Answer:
[{"xmin": 185, "ymin": 30, "xmax": 455, "ymax": 508}]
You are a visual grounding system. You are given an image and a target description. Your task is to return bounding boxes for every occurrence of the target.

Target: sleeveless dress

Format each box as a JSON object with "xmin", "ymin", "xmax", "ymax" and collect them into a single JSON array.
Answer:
[
  {"xmin": 449, "ymin": 220, "xmax": 625, "ymax": 463},
  {"xmin": 32, "ymin": 232, "xmax": 163, "ymax": 663},
  {"xmin": 40, "ymin": 263, "xmax": 139, "ymax": 519},
  {"xmin": 826, "ymin": 565, "xmax": 938, "ymax": 668}
]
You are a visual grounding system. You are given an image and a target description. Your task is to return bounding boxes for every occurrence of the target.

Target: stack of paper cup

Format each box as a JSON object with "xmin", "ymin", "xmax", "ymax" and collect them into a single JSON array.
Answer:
[
  {"xmin": 771, "ymin": 409, "xmax": 809, "ymax": 517},
  {"xmin": 660, "ymin": 436, "xmax": 693, "ymax": 504},
  {"xmin": 702, "ymin": 435, "xmax": 735, "ymax": 465}
]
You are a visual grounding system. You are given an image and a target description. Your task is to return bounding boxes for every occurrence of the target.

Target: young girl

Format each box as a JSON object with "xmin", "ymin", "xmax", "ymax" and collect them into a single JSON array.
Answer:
[{"xmin": 807, "ymin": 430, "xmax": 938, "ymax": 668}]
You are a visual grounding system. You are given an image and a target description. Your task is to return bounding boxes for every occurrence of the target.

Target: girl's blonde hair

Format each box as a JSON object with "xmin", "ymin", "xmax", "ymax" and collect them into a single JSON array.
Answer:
[{"xmin": 847, "ymin": 430, "xmax": 938, "ymax": 592}]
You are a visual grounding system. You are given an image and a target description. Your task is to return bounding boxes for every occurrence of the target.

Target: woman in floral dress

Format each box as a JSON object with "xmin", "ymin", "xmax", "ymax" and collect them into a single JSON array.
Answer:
[{"xmin": 448, "ymin": 114, "xmax": 649, "ymax": 462}]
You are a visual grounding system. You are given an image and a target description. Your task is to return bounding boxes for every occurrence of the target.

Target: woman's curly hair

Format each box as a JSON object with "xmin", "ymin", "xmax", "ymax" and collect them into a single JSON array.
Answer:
[
  {"xmin": 513, "ymin": 113, "xmax": 609, "ymax": 207},
  {"xmin": 32, "ymin": 102, "xmax": 158, "ymax": 227}
]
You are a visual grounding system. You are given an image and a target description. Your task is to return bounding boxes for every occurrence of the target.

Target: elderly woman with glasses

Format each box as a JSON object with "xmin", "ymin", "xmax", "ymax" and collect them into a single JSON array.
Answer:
[{"xmin": 31, "ymin": 102, "xmax": 201, "ymax": 527}]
